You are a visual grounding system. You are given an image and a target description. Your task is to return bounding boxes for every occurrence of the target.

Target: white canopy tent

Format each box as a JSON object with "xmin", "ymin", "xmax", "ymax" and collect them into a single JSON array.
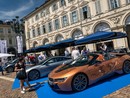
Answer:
[{"xmin": 0, "ymin": 53, "xmax": 15, "ymax": 58}]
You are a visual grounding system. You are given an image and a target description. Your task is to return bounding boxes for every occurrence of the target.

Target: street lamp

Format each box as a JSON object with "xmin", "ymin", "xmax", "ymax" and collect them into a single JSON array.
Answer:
[{"xmin": 11, "ymin": 16, "xmax": 24, "ymax": 56}]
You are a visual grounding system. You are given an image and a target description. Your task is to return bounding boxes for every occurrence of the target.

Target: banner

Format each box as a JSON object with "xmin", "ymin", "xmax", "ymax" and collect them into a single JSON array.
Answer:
[
  {"xmin": 16, "ymin": 36, "xmax": 23, "ymax": 53},
  {"xmin": 0, "ymin": 40, "xmax": 7, "ymax": 53}
]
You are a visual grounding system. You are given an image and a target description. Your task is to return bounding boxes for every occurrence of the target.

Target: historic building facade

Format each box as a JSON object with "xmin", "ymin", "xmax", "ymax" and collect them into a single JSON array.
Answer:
[
  {"xmin": 0, "ymin": 21, "xmax": 25, "ymax": 54},
  {"xmin": 24, "ymin": 0, "xmax": 130, "ymax": 54}
]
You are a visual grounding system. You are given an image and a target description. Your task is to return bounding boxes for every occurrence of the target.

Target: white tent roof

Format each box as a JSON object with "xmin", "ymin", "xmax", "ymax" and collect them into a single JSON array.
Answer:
[{"xmin": 0, "ymin": 53, "xmax": 15, "ymax": 58}]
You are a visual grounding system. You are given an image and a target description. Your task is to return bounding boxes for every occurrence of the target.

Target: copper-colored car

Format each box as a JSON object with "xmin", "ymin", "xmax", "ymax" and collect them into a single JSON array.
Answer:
[{"xmin": 48, "ymin": 53, "xmax": 130, "ymax": 92}]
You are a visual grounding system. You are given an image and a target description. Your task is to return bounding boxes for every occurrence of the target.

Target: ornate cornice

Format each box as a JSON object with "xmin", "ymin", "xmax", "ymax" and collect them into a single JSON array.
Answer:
[
  {"xmin": 109, "ymin": 15, "xmax": 122, "ymax": 24},
  {"xmin": 60, "ymin": 11, "xmax": 67, "ymax": 16},
  {"xmin": 79, "ymin": 1, "xmax": 89, "ymax": 7},
  {"xmin": 53, "ymin": 14, "xmax": 59, "ymax": 19},
  {"xmin": 69, "ymin": 6, "xmax": 77, "ymax": 11}
]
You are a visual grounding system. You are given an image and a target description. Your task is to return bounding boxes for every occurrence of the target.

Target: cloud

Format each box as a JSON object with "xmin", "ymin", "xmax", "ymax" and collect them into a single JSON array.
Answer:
[{"xmin": 0, "ymin": 0, "xmax": 35, "ymax": 19}]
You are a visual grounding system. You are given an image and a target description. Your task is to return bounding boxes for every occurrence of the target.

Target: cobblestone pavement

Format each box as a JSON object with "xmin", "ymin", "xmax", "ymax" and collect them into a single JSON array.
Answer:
[
  {"xmin": 0, "ymin": 72, "xmax": 37, "ymax": 98},
  {"xmin": 0, "ymin": 71, "xmax": 130, "ymax": 98}
]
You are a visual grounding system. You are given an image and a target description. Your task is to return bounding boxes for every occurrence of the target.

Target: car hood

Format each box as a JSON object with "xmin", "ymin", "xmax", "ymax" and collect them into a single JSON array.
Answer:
[{"xmin": 49, "ymin": 64, "xmax": 89, "ymax": 79}]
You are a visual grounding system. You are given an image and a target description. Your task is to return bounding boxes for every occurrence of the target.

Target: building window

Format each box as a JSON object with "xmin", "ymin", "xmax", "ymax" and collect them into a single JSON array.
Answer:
[
  {"xmin": 0, "ymin": 28, "xmax": 3, "ymax": 33},
  {"xmin": 95, "ymin": 0, "xmax": 101, "ymax": 14},
  {"xmin": 126, "ymin": 0, "xmax": 130, "ymax": 3},
  {"xmin": 108, "ymin": 0, "xmax": 120, "ymax": 10},
  {"xmin": 71, "ymin": 11, "xmax": 78, "ymax": 23},
  {"xmin": 55, "ymin": 19, "xmax": 60, "ymax": 30},
  {"xmin": 32, "ymin": 18, "xmax": 34, "ymax": 23},
  {"xmin": 42, "ymin": 25, "xmax": 46, "ymax": 33},
  {"xmin": 62, "ymin": 15, "xmax": 68, "ymax": 27},
  {"xmin": 46, "ymin": 8, "xmax": 50, "ymax": 15},
  {"xmin": 52, "ymin": 3, "xmax": 58, "ymax": 11},
  {"xmin": 32, "ymin": 29, "xmax": 35, "ymax": 37},
  {"xmin": 48, "ymin": 22, "xmax": 52, "ymax": 32},
  {"xmin": 35, "ymin": 14, "xmax": 39, "ymax": 21},
  {"xmin": 37, "ymin": 27, "xmax": 41, "ymax": 36},
  {"xmin": 82, "ymin": 6, "xmax": 88, "ymax": 19},
  {"xmin": 41, "ymin": 11, "xmax": 45, "ymax": 17},
  {"xmin": 9, "ymin": 38, "xmax": 12, "ymax": 45},
  {"xmin": 60, "ymin": 0, "xmax": 66, "ymax": 6},
  {"xmin": 8, "ymin": 28, "xmax": 11, "ymax": 33}
]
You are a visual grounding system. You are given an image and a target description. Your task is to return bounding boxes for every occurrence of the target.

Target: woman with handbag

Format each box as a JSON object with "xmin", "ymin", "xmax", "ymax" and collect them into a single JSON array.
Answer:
[{"xmin": 15, "ymin": 58, "xmax": 31, "ymax": 94}]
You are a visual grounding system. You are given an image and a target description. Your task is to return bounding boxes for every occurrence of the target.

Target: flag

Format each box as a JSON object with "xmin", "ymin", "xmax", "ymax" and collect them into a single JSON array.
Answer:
[{"xmin": 16, "ymin": 36, "xmax": 23, "ymax": 53}]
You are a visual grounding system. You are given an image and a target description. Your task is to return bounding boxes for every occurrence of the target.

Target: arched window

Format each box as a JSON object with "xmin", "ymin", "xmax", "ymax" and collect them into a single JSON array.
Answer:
[
  {"xmin": 33, "ymin": 41, "xmax": 38, "ymax": 47},
  {"xmin": 43, "ymin": 39, "xmax": 49, "ymax": 45},
  {"xmin": 56, "ymin": 34, "xmax": 64, "ymax": 42},
  {"xmin": 72, "ymin": 29, "xmax": 83, "ymax": 40},
  {"xmin": 125, "ymin": 15, "xmax": 130, "ymax": 25},
  {"xmin": 94, "ymin": 22, "xmax": 111, "ymax": 32}
]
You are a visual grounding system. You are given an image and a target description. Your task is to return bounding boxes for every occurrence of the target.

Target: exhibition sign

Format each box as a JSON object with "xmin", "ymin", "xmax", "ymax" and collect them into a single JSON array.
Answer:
[{"xmin": 0, "ymin": 40, "xmax": 7, "ymax": 53}]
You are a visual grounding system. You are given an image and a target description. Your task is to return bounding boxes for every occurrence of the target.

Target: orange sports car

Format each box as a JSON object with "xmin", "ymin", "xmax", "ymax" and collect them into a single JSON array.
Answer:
[{"xmin": 48, "ymin": 53, "xmax": 130, "ymax": 92}]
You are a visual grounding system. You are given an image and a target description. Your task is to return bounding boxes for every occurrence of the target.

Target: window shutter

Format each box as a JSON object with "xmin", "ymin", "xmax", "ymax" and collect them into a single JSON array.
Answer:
[
  {"xmin": 95, "ymin": 0, "xmax": 101, "ymax": 14},
  {"xmin": 87, "ymin": 6, "xmax": 91, "ymax": 18},
  {"xmin": 53, "ymin": 20, "xmax": 56, "ymax": 30},
  {"xmin": 44, "ymin": 24, "xmax": 47, "ymax": 33},
  {"xmin": 70, "ymin": 12, "xmax": 73, "ymax": 24},
  {"xmin": 80, "ymin": 8, "xmax": 83, "ymax": 20},
  {"xmin": 61, "ymin": 17, "xmax": 64, "ymax": 27},
  {"xmin": 127, "ymin": 0, "xmax": 130, "ymax": 3},
  {"xmin": 46, "ymin": 23, "xmax": 49, "ymax": 33},
  {"xmin": 66, "ymin": 15, "xmax": 69, "ymax": 26},
  {"xmin": 76, "ymin": 10, "xmax": 79, "ymax": 22},
  {"xmin": 117, "ymin": 0, "xmax": 120, "ymax": 7},
  {"xmin": 108, "ymin": 0, "xmax": 112, "ymax": 10},
  {"xmin": 97, "ymin": 0, "xmax": 101, "ymax": 13},
  {"xmin": 30, "ymin": 30, "xmax": 32, "ymax": 38}
]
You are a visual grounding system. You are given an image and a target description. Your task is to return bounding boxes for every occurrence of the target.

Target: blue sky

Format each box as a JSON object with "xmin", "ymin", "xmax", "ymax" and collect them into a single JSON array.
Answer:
[{"xmin": 0, "ymin": 0, "xmax": 45, "ymax": 20}]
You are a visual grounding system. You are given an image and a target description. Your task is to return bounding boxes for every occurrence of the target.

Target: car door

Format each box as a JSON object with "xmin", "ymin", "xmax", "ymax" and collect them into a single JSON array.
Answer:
[
  {"xmin": 40, "ymin": 58, "xmax": 57, "ymax": 76},
  {"xmin": 106, "ymin": 57, "xmax": 119, "ymax": 73},
  {"xmin": 87, "ymin": 61, "xmax": 104, "ymax": 82}
]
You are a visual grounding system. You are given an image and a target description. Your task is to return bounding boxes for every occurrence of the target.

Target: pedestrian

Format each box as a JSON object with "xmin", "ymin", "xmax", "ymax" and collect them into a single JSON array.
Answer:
[
  {"xmin": 24, "ymin": 54, "xmax": 29, "ymax": 65},
  {"xmin": 64, "ymin": 48, "xmax": 69, "ymax": 57},
  {"xmin": 15, "ymin": 57, "xmax": 31, "ymax": 94},
  {"xmin": 71, "ymin": 47, "xmax": 80, "ymax": 60},
  {"xmin": 100, "ymin": 42, "xmax": 109, "ymax": 59},
  {"xmin": 0, "ymin": 59, "xmax": 4, "ymax": 75},
  {"xmin": 100, "ymin": 42, "xmax": 107, "ymax": 54},
  {"xmin": 81, "ymin": 47, "xmax": 89, "ymax": 57}
]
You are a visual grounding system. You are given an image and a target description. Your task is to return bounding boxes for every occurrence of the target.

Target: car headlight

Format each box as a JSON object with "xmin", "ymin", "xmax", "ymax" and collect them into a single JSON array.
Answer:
[{"xmin": 54, "ymin": 77, "xmax": 67, "ymax": 82}]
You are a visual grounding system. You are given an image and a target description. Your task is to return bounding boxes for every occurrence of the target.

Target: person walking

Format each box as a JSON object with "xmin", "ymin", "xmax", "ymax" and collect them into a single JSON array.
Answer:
[
  {"xmin": 64, "ymin": 48, "xmax": 70, "ymax": 57},
  {"xmin": 71, "ymin": 47, "xmax": 80, "ymax": 60},
  {"xmin": 100, "ymin": 42, "xmax": 107, "ymax": 53},
  {"xmin": 100, "ymin": 42, "xmax": 109, "ymax": 59},
  {"xmin": 15, "ymin": 57, "xmax": 31, "ymax": 94},
  {"xmin": 0, "ymin": 59, "xmax": 4, "ymax": 75},
  {"xmin": 81, "ymin": 47, "xmax": 89, "ymax": 57}
]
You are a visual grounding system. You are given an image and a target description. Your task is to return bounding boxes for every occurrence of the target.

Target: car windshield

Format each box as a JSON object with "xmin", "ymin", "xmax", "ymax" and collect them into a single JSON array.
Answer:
[
  {"xmin": 38, "ymin": 58, "xmax": 50, "ymax": 65},
  {"xmin": 56, "ymin": 54, "xmax": 97, "ymax": 72},
  {"xmin": 11, "ymin": 59, "xmax": 18, "ymax": 63}
]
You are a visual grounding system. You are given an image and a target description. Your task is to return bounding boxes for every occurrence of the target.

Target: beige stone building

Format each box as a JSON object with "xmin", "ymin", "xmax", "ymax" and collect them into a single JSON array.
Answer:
[
  {"xmin": 24, "ymin": 0, "xmax": 130, "ymax": 55},
  {"xmin": 0, "ymin": 21, "xmax": 25, "ymax": 54}
]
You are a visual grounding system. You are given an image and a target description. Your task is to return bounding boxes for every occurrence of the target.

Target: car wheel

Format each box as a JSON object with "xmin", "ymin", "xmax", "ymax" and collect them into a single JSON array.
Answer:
[
  {"xmin": 123, "ymin": 60, "xmax": 130, "ymax": 74},
  {"xmin": 28, "ymin": 70, "xmax": 40, "ymax": 81},
  {"xmin": 7, "ymin": 67, "xmax": 14, "ymax": 73},
  {"xmin": 72, "ymin": 73, "xmax": 88, "ymax": 92}
]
